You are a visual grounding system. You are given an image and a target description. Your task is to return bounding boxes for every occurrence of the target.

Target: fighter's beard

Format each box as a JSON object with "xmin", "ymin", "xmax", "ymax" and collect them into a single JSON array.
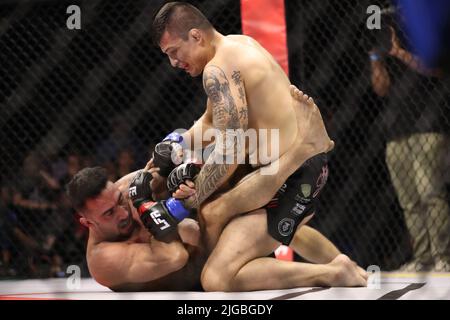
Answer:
[{"xmin": 114, "ymin": 219, "xmax": 139, "ymax": 242}]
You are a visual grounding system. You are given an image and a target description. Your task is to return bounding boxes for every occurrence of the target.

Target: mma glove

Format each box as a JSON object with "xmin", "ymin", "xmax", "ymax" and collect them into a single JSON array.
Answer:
[
  {"xmin": 129, "ymin": 170, "xmax": 189, "ymax": 242},
  {"xmin": 128, "ymin": 170, "xmax": 154, "ymax": 207},
  {"xmin": 153, "ymin": 132, "xmax": 186, "ymax": 177},
  {"xmin": 167, "ymin": 163, "xmax": 201, "ymax": 194},
  {"xmin": 135, "ymin": 198, "xmax": 190, "ymax": 243}
]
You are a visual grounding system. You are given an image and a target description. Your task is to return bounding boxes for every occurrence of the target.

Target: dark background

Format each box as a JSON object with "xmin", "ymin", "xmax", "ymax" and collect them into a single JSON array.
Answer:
[{"xmin": 0, "ymin": 0, "xmax": 449, "ymax": 278}]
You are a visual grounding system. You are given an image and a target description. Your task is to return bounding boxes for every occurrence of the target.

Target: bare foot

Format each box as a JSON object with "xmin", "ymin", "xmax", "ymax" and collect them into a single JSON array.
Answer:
[
  {"xmin": 328, "ymin": 254, "xmax": 367, "ymax": 287},
  {"xmin": 289, "ymin": 85, "xmax": 335, "ymax": 159},
  {"xmin": 356, "ymin": 264, "xmax": 369, "ymax": 281}
]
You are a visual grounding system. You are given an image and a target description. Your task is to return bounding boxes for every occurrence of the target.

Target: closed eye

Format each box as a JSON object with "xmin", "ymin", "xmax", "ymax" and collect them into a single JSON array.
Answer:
[
  {"xmin": 102, "ymin": 193, "xmax": 123, "ymax": 217},
  {"xmin": 103, "ymin": 209, "xmax": 113, "ymax": 217}
]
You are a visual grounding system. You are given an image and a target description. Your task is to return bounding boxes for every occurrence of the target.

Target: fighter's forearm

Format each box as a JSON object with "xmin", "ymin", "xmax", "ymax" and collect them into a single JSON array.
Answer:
[{"xmin": 184, "ymin": 152, "xmax": 238, "ymax": 208}]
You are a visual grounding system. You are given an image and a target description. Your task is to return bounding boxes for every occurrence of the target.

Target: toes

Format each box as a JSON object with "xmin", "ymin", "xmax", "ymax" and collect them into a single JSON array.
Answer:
[
  {"xmin": 289, "ymin": 85, "xmax": 318, "ymax": 105},
  {"xmin": 289, "ymin": 85, "xmax": 296, "ymax": 96},
  {"xmin": 358, "ymin": 267, "xmax": 369, "ymax": 280},
  {"xmin": 327, "ymin": 140, "xmax": 335, "ymax": 152},
  {"xmin": 359, "ymin": 276, "xmax": 368, "ymax": 287}
]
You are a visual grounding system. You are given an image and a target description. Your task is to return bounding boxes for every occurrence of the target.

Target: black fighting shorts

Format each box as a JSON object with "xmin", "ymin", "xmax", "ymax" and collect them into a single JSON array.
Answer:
[{"xmin": 265, "ymin": 152, "xmax": 329, "ymax": 245}]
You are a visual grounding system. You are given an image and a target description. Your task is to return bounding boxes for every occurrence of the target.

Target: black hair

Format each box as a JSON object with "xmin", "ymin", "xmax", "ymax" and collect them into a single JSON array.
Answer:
[
  {"xmin": 151, "ymin": 1, "xmax": 213, "ymax": 46},
  {"xmin": 66, "ymin": 167, "xmax": 108, "ymax": 213}
]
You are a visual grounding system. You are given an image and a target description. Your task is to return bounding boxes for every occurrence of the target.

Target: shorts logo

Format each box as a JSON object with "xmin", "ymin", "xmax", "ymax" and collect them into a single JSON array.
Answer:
[
  {"xmin": 295, "ymin": 194, "xmax": 311, "ymax": 204},
  {"xmin": 300, "ymin": 184, "xmax": 311, "ymax": 198},
  {"xmin": 278, "ymin": 218, "xmax": 295, "ymax": 237},
  {"xmin": 291, "ymin": 203, "xmax": 306, "ymax": 216},
  {"xmin": 313, "ymin": 165, "xmax": 329, "ymax": 198},
  {"xmin": 279, "ymin": 183, "xmax": 288, "ymax": 194}
]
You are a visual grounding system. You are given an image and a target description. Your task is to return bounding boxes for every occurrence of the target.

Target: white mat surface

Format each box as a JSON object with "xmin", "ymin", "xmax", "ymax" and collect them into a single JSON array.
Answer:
[{"xmin": 1, "ymin": 272, "xmax": 449, "ymax": 300}]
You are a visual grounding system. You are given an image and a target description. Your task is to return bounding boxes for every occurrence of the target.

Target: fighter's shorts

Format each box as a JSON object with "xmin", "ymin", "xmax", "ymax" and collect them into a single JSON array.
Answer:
[{"xmin": 265, "ymin": 152, "xmax": 329, "ymax": 245}]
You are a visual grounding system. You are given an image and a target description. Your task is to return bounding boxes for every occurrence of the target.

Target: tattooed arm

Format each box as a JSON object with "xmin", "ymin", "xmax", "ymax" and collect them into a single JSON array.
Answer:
[
  {"xmin": 181, "ymin": 99, "xmax": 215, "ymax": 151},
  {"xmin": 183, "ymin": 65, "xmax": 249, "ymax": 209}
]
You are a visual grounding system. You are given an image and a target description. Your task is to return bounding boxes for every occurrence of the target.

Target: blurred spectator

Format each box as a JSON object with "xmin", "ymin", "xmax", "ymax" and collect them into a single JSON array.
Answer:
[
  {"xmin": 396, "ymin": 0, "xmax": 450, "ymax": 74},
  {"xmin": 116, "ymin": 149, "xmax": 137, "ymax": 178},
  {"xmin": 11, "ymin": 153, "xmax": 64, "ymax": 277},
  {"xmin": 100, "ymin": 149, "xmax": 137, "ymax": 182},
  {"xmin": 48, "ymin": 153, "xmax": 89, "ymax": 277},
  {"xmin": 103, "ymin": 161, "xmax": 119, "ymax": 182},
  {"xmin": 369, "ymin": 10, "xmax": 450, "ymax": 271},
  {"xmin": 0, "ymin": 185, "xmax": 18, "ymax": 277},
  {"xmin": 95, "ymin": 115, "xmax": 149, "ymax": 168},
  {"xmin": 58, "ymin": 154, "xmax": 82, "ymax": 187},
  {"xmin": 82, "ymin": 154, "xmax": 96, "ymax": 168}
]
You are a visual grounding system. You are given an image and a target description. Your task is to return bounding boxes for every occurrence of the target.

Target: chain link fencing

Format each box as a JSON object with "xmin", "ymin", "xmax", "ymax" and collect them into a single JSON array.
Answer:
[{"xmin": 0, "ymin": 0, "xmax": 449, "ymax": 279}]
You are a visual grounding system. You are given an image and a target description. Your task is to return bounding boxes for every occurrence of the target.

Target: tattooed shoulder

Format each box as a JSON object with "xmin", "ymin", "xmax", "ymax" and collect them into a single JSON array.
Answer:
[{"xmin": 202, "ymin": 65, "xmax": 240, "ymax": 130}]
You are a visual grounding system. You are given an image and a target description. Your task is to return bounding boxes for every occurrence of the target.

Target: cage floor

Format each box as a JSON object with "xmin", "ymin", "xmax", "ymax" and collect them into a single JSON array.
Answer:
[{"xmin": 0, "ymin": 272, "xmax": 449, "ymax": 300}]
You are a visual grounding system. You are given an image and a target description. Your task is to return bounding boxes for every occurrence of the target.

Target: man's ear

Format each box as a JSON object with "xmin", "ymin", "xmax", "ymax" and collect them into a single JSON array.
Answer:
[
  {"xmin": 189, "ymin": 29, "xmax": 202, "ymax": 42},
  {"xmin": 79, "ymin": 216, "xmax": 91, "ymax": 228}
]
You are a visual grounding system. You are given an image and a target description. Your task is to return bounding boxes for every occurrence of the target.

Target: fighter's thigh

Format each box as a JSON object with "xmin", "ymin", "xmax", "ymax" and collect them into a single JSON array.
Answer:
[
  {"xmin": 215, "ymin": 147, "xmax": 317, "ymax": 214},
  {"xmin": 202, "ymin": 209, "xmax": 279, "ymax": 279}
]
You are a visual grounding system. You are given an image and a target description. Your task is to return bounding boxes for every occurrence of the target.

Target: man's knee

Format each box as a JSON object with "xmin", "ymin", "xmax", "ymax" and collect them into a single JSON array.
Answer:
[
  {"xmin": 201, "ymin": 264, "xmax": 232, "ymax": 292},
  {"xmin": 199, "ymin": 197, "xmax": 226, "ymax": 227}
]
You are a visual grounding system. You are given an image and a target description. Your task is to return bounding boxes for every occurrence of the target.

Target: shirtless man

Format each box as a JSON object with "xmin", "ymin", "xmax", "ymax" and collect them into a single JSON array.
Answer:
[
  {"xmin": 66, "ymin": 164, "xmax": 204, "ymax": 291},
  {"xmin": 66, "ymin": 88, "xmax": 366, "ymax": 292},
  {"xmin": 149, "ymin": 3, "xmax": 367, "ymax": 290},
  {"xmin": 66, "ymin": 165, "xmax": 366, "ymax": 292},
  {"xmin": 151, "ymin": 2, "xmax": 335, "ymax": 251},
  {"xmin": 64, "ymin": 1, "xmax": 368, "ymax": 291}
]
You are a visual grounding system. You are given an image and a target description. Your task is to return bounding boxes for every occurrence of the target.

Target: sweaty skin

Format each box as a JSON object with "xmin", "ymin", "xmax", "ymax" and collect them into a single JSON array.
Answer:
[
  {"xmin": 177, "ymin": 85, "xmax": 334, "ymax": 250},
  {"xmin": 83, "ymin": 5, "xmax": 364, "ymax": 290},
  {"xmin": 86, "ymin": 85, "xmax": 338, "ymax": 291},
  {"xmin": 192, "ymin": 90, "xmax": 366, "ymax": 291},
  {"xmin": 86, "ymin": 165, "xmax": 366, "ymax": 292},
  {"xmin": 85, "ymin": 168, "xmax": 205, "ymax": 292},
  {"xmin": 160, "ymin": 32, "xmax": 333, "ymax": 210}
]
